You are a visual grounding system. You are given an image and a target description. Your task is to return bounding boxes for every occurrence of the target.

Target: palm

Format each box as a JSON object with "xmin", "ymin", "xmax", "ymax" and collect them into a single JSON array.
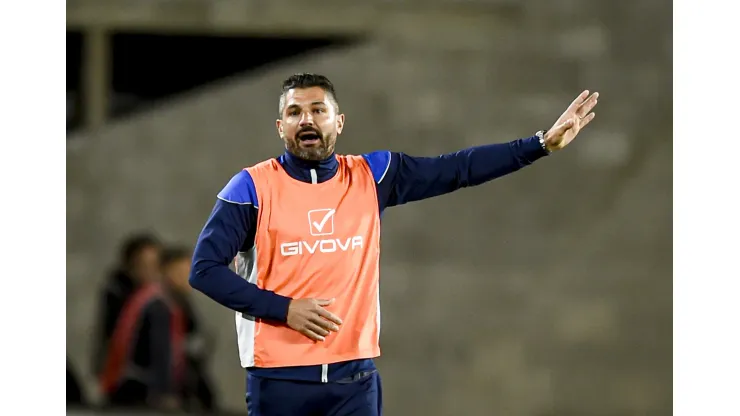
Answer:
[{"xmin": 545, "ymin": 90, "xmax": 599, "ymax": 151}]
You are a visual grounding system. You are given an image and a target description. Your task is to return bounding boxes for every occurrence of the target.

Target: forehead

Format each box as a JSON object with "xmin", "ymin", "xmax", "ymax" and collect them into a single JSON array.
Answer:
[
  {"xmin": 137, "ymin": 246, "xmax": 159, "ymax": 258},
  {"xmin": 284, "ymin": 86, "xmax": 331, "ymax": 106}
]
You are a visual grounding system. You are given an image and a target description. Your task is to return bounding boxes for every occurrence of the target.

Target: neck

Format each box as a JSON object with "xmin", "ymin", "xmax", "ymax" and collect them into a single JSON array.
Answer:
[
  {"xmin": 280, "ymin": 150, "xmax": 339, "ymax": 184},
  {"xmin": 283, "ymin": 150, "xmax": 336, "ymax": 168}
]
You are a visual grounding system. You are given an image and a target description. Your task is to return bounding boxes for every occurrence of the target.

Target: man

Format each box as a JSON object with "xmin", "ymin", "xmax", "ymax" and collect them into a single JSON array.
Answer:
[
  {"xmin": 189, "ymin": 73, "xmax": 598, "ymax": 416},
  {"xmin": 99, "ymin": 246, "xmax": 186, "ymax": 411},
  {"xmin": 92, "ymin": 233, "xmax": 162, "ymax": 376}
]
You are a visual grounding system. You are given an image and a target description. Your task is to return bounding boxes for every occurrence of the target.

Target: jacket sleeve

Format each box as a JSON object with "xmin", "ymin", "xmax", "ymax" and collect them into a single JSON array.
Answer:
[{"xmin": 363, "ymin": 135, "xmax": 548, "ymax": 212}]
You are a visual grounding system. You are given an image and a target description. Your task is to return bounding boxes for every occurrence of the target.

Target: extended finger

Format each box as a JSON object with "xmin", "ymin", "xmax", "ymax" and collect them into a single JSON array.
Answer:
[
  {"xmin": 310, "ymin": 315, "xmax": 340, "ymax": 332},
  {"xmin": 305, "ymin": 322, "xmax": 330, "ymax": 337},
  {"xmin": 577, "ymin": 93, "xmax": 599, "ymax": 117},
  {"xmin": 567, "ymin": 90, "xmax": 590, "ymax": 111},
  {"xmin": 301, "ymin": 327, "xmax": 326, "ymax": 342},
  {"xmin": 580, "ymin": 112, "xmax": 596, "ymax": 128},
  {"xmin": 315, "ymin": 307, "xmax": 343, "ymax": 326}
]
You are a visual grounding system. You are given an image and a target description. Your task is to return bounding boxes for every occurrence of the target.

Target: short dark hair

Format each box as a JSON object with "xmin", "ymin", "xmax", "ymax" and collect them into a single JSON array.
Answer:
[
  {"xmin": 161, "ymin": 245, "xmax": 192, "ymax": 268},
  {"xmin": 279, "ymin": 73, "xmax": 338, "ymax": 116},
  {"xmin": 120, "ymin": 233, "xmax": 160, "ymax": 265}
]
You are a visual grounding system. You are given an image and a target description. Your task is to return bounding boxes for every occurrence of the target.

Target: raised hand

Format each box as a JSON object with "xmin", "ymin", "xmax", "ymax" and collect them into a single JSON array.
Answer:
[{"xmin": 544, "ymin": 90, "xmax": 599, "ymax": 152}]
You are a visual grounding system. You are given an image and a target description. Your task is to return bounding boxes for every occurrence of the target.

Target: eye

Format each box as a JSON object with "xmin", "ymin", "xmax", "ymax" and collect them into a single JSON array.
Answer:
[{"xmin": 313, "ymin": 108, "xmax": 325, "ymax": 114}]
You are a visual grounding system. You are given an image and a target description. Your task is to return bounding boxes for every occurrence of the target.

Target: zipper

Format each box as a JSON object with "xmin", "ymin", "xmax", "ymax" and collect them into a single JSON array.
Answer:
[
  {"xmin": 321, "ymin": 364, "xmax": 328, "ymax": 383},
  {"xmin": 310, "ymin": 169, "xmax": 318, "ymax": 184}
]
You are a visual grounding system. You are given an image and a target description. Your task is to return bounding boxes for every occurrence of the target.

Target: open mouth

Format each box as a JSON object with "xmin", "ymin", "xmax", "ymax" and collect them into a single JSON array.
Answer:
[{"xmin": 298, "ymin": 131, "xmax": 321, "ymax": 145}]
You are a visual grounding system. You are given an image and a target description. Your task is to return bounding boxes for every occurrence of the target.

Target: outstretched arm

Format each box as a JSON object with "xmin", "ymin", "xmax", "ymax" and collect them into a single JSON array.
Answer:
[
  {"xmin": 364, "ymin": 137, "xmax": 545, "ymax": 211},
  {"xmin": 362, "ymin": 90, "xmax": 599, "ymax": 211}
]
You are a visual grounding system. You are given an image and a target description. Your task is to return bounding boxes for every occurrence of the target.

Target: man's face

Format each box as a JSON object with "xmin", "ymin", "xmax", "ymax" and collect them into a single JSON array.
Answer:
[
  {"xmin": 276, "ymin": 86, "xmax": 344, "ymax": 161},
  {"xmin": 130, "ymin": 245, "xmax": 161, "ymax": 284},
  {"xmin": 164, "ymin": 258, "xmax": 192, "ymax": 294}
]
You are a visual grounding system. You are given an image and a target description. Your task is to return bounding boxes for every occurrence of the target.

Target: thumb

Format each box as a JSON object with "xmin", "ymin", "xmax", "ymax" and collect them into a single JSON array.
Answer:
[
  {"xmin": 553, "ymin": 118, "xmax": 574, "ymax": 134},
  {"xmin": 316, "ymin": 298, "xmax": 335, "ymax": 306}
]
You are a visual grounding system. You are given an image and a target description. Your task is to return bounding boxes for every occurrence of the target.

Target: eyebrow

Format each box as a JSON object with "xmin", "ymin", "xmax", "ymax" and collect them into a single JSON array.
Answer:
[{"xmin": 287, "ymin": 101, "xmax": 328, "ymax": 109}]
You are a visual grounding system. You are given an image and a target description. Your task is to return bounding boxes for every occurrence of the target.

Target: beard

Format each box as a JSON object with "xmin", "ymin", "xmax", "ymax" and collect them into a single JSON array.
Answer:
[{"xmin": 285, "ymin": 128, "xmax": 336, "ymax": 161}]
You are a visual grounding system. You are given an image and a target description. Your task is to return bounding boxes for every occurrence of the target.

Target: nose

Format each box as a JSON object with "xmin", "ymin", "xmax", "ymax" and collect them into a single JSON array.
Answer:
[{"xmin": 299, "ymin": 111, "xmax": 314, "ymax": 126}]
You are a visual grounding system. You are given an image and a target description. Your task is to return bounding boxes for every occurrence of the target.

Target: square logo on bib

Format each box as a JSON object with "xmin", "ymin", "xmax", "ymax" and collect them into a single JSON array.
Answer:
[{"xmin": 307, "ymin": 209, "xmax": 336, "ymax": 236}]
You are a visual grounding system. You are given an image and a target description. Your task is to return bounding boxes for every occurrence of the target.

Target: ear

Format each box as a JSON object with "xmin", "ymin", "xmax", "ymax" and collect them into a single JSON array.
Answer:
[
  {"xmin": 336, "ymin": 113, "xmax": 345, "ymax": 135},
  {"xmin": 276, "ymin": 119, "xmax": 283, "ymax": 139}
]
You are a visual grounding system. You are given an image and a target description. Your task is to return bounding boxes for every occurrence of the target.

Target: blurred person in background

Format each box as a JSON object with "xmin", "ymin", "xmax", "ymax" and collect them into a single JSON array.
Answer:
[
  {"xmin": 92, "ymin": 233, "xmax": 162, "ymax": 376},
  {"xmin": 160, "ymin": 246, "xmax": 219, "ymax": 413},
  {"xmin": 98, "ymin": 244, "xmax": 185, "ymax": 411},
  {"xmin": 189, "ymin": 73, "xmax": 599, "ymax": 415}
]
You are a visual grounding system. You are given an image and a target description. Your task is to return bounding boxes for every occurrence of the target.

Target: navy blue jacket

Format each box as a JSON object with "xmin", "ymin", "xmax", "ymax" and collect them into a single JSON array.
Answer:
[{"xmin": 189, "ymin": 136, "xmax": 548, "ymax": 382}]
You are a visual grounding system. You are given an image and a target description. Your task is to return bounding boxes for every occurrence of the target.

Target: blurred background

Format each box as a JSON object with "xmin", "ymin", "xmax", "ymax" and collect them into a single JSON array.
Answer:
[{"xmin": 66, "ymin": 0, "xmax": 672, "ymax": 415}]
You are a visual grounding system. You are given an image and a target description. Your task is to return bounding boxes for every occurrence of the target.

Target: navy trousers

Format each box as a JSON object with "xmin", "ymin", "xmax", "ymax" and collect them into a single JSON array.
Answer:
[{"xmin": 246, "ymin": 371, "xmax": 382, "ymax": 416}]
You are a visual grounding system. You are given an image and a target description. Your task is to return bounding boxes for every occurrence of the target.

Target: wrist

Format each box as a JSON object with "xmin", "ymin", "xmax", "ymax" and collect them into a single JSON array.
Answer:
[
  {"xmin": 267, "ymin": 292, "xmax": 293, "ymax": 323},
  {"xmin": 535, "ymin": 130, "xmax": 552, "ymax": 155},
  {"xmin": 535, "ymin": 130, "xmax": 552, "ymax": 154}
]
